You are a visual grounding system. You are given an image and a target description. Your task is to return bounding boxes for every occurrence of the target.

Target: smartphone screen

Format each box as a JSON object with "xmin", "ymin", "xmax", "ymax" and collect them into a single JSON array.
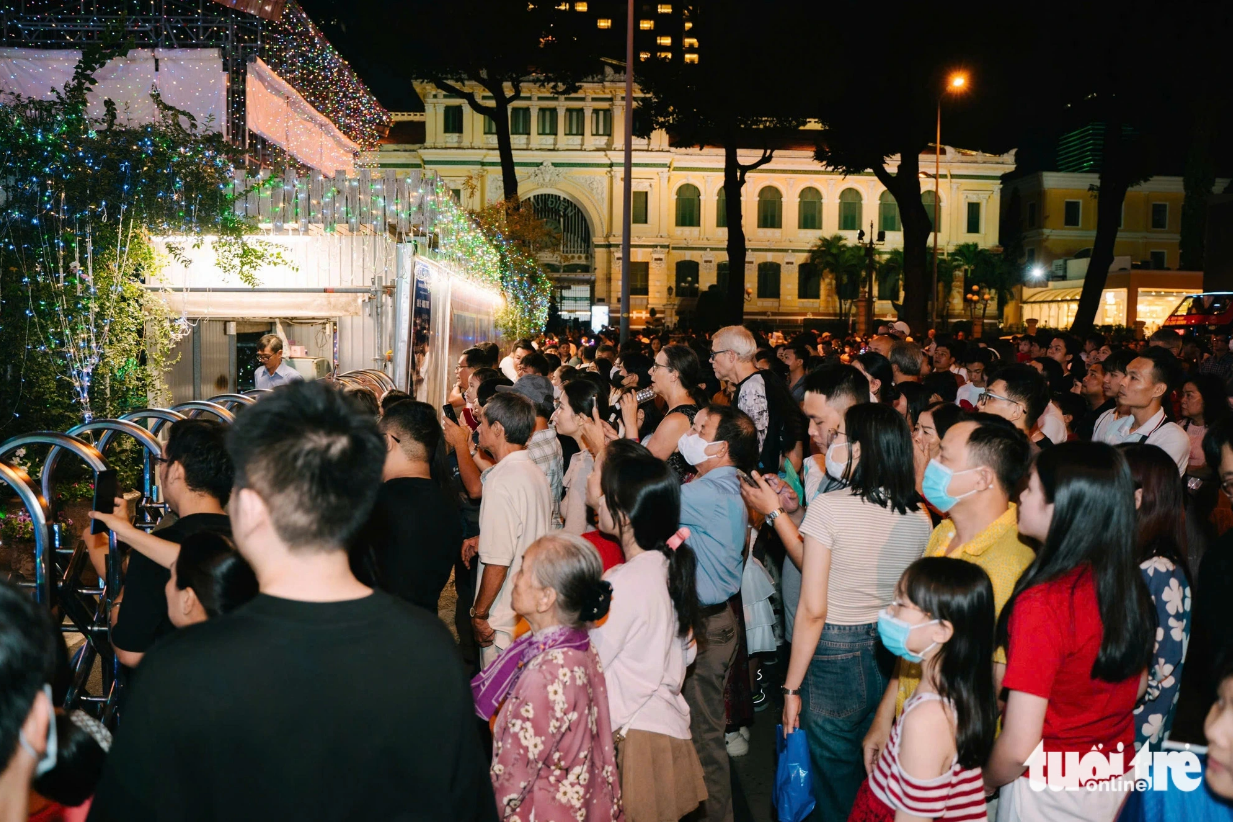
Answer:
[
  {"xmin": 442, "ymin": 404, "xmax": 459, "ymax": 424},
  {"xmin": 91, "ymin": 469, "xmax": 119, "ymax": 535}
]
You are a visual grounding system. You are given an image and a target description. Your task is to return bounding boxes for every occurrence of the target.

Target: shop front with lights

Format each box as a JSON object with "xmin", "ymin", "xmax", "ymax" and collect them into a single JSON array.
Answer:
[{"xmin": 1020, "ymin": 269, "xmax": 1201, "ymax": 333}]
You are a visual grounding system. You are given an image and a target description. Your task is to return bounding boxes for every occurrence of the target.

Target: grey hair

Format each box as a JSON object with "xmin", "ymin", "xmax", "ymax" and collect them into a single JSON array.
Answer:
[
  {"xmin": 714, "ymin": 325, "xmax": 757, "ymax": 361},
  {"xmin": 890, "ymin": 340, "xmax": 925, "ymax": 377},
  {"xmin": 529, "ymin": 534, "xmax": 610, "ymax": 628},
  {"xmin": 257, "ymin": 334, "xmax": 283, "ymax": 354}
]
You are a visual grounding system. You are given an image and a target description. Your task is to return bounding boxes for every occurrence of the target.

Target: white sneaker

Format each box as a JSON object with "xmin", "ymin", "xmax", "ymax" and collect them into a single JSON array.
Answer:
[
  {"xmin": 725, "ymin": 730, "xmax": 750, "ymax": 757},
  {"xmin": 739, "ymin": 726, "xmax": 751, "ymax": 742}
]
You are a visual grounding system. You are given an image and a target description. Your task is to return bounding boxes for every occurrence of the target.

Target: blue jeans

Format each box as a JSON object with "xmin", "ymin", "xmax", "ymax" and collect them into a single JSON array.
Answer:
[{"xmin": 800, "ymin": 622, "xmax": 892, "ymax": 822}]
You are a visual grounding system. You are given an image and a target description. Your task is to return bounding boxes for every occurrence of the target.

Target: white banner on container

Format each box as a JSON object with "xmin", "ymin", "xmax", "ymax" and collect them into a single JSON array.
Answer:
[{"xmin": 245, "ymin": 57, "xmax": 357, "ymax": 175}]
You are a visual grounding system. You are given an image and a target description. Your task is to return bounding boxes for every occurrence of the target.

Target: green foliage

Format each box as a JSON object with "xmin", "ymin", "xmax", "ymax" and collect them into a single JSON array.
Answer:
[
  {"xmin": 0, "ymin": 42, "xmax": 286, "ymax": 433},
  {"xmin": 471, "ymin": 198, "xmax": 553, "ymax": 341},
  {"xmin": 810, "ymin": 235, "xmax": 867, "ymax": 324}
]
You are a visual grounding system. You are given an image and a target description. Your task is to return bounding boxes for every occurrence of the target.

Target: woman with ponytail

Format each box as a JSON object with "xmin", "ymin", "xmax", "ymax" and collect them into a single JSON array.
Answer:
[
  {"xmin": 478, "ymin": 533, "xmax": 621, "ymax": 821},
  {"xmin": 588, "ymin": 439, "xmax": 707, "ymax": 822}
]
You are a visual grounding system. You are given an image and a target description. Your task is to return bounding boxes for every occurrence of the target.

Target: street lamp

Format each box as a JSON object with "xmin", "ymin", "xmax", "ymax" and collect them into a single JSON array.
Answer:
[{"xmin": 931, "ymin": 70, "xmax": 970, "ymax": 330}]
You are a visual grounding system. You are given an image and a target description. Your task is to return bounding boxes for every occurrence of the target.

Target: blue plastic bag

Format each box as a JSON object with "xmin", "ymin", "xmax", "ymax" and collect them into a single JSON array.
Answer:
[{"xmin": 774, "ymin": 725, "xmax": 816, "ymax": 822}]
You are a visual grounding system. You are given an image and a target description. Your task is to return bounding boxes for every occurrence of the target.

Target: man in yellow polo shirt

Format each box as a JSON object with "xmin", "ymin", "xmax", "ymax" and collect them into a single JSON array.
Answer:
[{"xmin": 862, "ymin": 415, "xmax": 1036, "ymax": 773}]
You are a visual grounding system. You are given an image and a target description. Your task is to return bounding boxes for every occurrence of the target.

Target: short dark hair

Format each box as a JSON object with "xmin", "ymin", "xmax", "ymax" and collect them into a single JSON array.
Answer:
[
  {"xmin": 707, "ymin": 404, "xmax": 759, "ymax": 474},
  {"xmin": 991, "ymin": 362, "xmax": 1049, "ymax": 429},
  {"xmin": 520, "ymin": 352, "xmax": 550, "ymax": 376},
  {"xmin": 581, "ymin": 344, "xmax": 597, "ymax": 362},
  {"xmin": 544, "ymin": 353, "xmax": 562, "ymax": 373},
  {"xmin": 482, "ymin": 392, "xmax": 537, "ymax": 446},
  {"xmin": 514, "ymin": 339, "xmax": 535, "ymax": 355},
  {"xmin": 1032, "ymin": 356, "xmax": 1066, "ymax": 394},
  {"xmin": 785, "ymin": 342, "xmax": 811, "ymax": 363},
  {"xmin": 0, "ymin": 579, "xmax": 58, "ymax": 769},
  {"xmin": 965, "ymin": 347, "xmax": 994, "ymax": 368},
  {"xmin": 172, "ymin": 532, "xmax": 259, "ymax": 619},
  {"xmin": 461, "ymin": 346, "xmax": 490, "ymax": 368},
  {"xmin": 803, "ymin": 364, "xmax": 869, "ymax": 407},
  {"xmin": 380, "ymin": 400, "xmax": 445, "ymax": 464},
  {"xmin": 379, "ymin": 390, "xmax": 411, "ymax": 412},
  {"xmin": 933, "ymin": 337, "xmax": 957, "ymax": 357},
  {"xmin": 477, "ymin": 375, "xmax": 513, "ymax": 407},
  {"xmin": 164, "ymin": 419, "xmax": 234, "ymax": 506},
  {"xmin": 889, "ymin": 341, "xmax": 925, "ymax": 377},
  {"xmin": 965, "ymin": 413, "xmax": 1031, "ymax": 494},
  {"xmin": 1137, "ymin": 346, "xmax": 1183, "ymax": 394},
  {"xmin": 227, "ymin": 382, "xmax": 385, "ymax": 550},
  {"xmin": 1104, "ymin": 348, "xmax": 1137, "ymax": 376}
]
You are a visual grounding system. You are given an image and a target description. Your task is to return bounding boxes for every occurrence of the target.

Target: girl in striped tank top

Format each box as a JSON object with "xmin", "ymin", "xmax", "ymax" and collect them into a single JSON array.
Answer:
[{"xmin": 849, "ymin": 558, "xmax": 998, "ymax": 822}]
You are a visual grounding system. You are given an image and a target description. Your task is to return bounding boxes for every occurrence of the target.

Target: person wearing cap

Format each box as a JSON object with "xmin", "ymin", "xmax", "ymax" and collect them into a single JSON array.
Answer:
[
  {"xmin": 498, "ymin": 374, "xmax": 564, "ymax": 524},
  {"xmin": 891, "ymin": 320, "xmax": 912, "ymax": 339}
]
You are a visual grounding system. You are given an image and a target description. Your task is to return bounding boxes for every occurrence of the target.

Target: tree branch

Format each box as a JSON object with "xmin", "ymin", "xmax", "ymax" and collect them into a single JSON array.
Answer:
[
  {"xmin": 429, "ymin": 77, "xmax": 496, "ymax": 116},
  {"xmin": 737, "ymin": 147, "xmax": 774, "ymax": 182}
]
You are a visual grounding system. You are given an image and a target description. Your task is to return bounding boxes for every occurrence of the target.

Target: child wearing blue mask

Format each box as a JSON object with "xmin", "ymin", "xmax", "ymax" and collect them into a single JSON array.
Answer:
[{"xmin": 850, "ymin": 557, "xmax": 999, "ymax": 822}]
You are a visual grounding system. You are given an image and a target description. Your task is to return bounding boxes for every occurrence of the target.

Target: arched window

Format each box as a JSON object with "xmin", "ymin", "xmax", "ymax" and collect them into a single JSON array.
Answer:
[
  {"xmin": 879, "ymin": 190, "xmax": 901, "ymax": 232},
  {"xmin": 716, "ymin": 187, "xmax": 728, "ymax": 228},
  {"xmin": 757, "ymin": 187, "xmax": 782, "ymax": 229},
  {"xmin": 798, "ymin": 262, "xmax": 821, "ymax": 299},
  {"xmin": 798, "ymin": 187, "xmax": 822, "ymax": 230},
  {"xmin": 922, "ymin": 189, "xmax": 941, "ymax": 233},
  {"xmin": 675, "ymin": 260, "xmax": 700, "ymax": 297},
  {"xmin": 757, "ymin": 261, "xmax": 781, "ymax": 298},
  {"xmin": 839, "ymin": 188, "xmax": 863, "ymax": 231},
  {"xmin": 675, "ymin": 184, "xmax": 701, "ymax": 227}
]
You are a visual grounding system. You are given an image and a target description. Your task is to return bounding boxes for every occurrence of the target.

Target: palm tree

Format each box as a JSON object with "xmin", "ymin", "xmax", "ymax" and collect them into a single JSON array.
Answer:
[
  {"xmin": 810, "ymin": 234, "xmax": 863, "ymax": 327},
  {"xmin": 877, "ymin": 248, "xmax": 904, "ymax": 302}
]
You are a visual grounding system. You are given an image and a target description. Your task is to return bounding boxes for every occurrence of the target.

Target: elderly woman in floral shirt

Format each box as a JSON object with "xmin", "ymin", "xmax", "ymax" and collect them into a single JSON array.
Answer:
[{"xmin": 472, "ymin": 533, "xmax": 621, "ymax": 821}]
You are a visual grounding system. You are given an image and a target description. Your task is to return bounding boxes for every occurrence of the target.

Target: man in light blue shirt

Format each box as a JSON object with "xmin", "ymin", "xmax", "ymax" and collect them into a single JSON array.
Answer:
[
  {"xmin": 677, "ymin": 404, "xmax": 756, "ymax": 822},
  {"xmin": 254, "ymin": 334, "xmax": 304, "ymax": 390}
]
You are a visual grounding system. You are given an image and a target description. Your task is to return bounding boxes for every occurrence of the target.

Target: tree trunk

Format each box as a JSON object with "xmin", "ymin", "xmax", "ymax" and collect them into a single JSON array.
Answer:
[
  {"xmin": 1070, "ymin": 177, "xmax": 1130, "ymax": 336},
  {"xmin": 491, "ymin": 97, "xmax": 519, "ymax": 203},
  {"xmin": 875, "ymin": 148, "xmax": 931, "ymax": 332},
  {"xmin": 1072, "ymin": 121, "xmax": 1133, "ymax": 336},
  {"xmin": 723, "ymin": 143, "xmax": 747, "ymax": 326}
]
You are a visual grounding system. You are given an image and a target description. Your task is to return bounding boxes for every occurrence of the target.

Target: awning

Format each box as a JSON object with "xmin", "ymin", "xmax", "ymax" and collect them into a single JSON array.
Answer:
[{"xmin": 1022, "ymin": 287, "xmax": 1085, "ymax": 303}]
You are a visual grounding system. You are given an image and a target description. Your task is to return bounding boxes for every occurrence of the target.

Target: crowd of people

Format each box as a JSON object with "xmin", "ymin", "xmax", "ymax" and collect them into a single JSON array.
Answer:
[{"xmin": 1, "ymin": 319, "xmax": 1233, "ymax": 822}]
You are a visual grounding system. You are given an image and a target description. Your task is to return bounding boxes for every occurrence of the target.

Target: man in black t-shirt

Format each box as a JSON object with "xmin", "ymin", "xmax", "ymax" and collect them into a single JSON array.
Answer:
[
  {"xmin": 354, "ymin": 400, "xmax": 461, "ymax": 613},
  {"xmin": 91, "ymin": 382, "xmax": 495, "ymax": 822},
  {"xmin": 110, "ymin": 419, "xmax": 233, "ymax": 669}
]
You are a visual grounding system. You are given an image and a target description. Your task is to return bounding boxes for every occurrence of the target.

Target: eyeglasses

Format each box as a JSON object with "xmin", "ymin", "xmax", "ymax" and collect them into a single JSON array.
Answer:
[
  {"xmin": 977, "ymin": 390, "xmax": 1023, "ymax": 409},
  {"xmin": 709, "ymin": 349, "xmax": 734, "ymax": 362},
  {"xmin": 385, "ymin": 431, "xmax": 401, "ymax": 444},
  {"xmin": 649, "ymin": 361, "xmax": 670, "ymax": 371},
  {"xmin": 255, "ymin": 353, "xmax": 272, "ymax": 363}
]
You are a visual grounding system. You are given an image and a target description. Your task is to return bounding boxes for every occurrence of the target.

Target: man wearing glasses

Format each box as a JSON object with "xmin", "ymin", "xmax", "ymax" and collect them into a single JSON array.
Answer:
[
  {"xmin": 254, "ymin": 334, "xmax": 304, "ymax": 389},
  {"xmin": 975, "ymin": 363, "xmax": 1050, "ymax": 451}
]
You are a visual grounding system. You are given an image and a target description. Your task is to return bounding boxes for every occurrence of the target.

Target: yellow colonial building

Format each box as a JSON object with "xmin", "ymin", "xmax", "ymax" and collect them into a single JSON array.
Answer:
[
  {"xmin": 370, "ymin": 77, "xmax": 1018, "ymax": 328},
  {"xmin": 1002, "ymin": 171, "xmax": 1229, "ymax": 274}
]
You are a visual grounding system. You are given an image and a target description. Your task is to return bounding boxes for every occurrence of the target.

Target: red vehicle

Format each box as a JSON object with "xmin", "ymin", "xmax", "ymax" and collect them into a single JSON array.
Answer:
[{"xmin": 1162, "ymin": 293, "xmax": 1233, "ymax": 332}]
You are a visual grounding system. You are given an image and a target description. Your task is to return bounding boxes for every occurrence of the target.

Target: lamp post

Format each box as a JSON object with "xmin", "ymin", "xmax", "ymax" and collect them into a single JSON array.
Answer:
[
  {"xmin": 931, "ymin": 71, "xmax": 968, "ymax": 331},
  {"xmin": 619, "ymin": 0, "xmax": 634, "ymax": 343}
]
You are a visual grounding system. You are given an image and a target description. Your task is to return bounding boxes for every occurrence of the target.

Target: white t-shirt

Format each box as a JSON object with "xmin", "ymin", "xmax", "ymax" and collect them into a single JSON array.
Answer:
[
  {"xmin": 956, "ymin": 382, "xmax": 983, "ymax": 408},
  {"xmin": 1094, "ymin": 407, "xmax": 1190, "ymax": 476},
  {"xmin": 476, "ymin": 450, "xmax": 553, "ymax": 653},
  {"xmin": 1038, "ymin": 401, "xmax": 1068, "ymax": 445},
  {"xmin": 797, "ymin": 491, "xmax": 932, "ymax": 625},
  {"xmin": 589, "ymin": 550, "xmax": 694, "ymax": 738}
]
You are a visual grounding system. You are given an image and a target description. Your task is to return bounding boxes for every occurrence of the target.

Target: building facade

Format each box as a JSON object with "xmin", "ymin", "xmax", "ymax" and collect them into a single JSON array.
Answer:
[
  {"xmin": 370, "ymin": 78, "xmax": 1017, "ymax": 328},
  {"xmin": 1001, "ymin": 171, "xmax": 1230, "ymax": 274}
]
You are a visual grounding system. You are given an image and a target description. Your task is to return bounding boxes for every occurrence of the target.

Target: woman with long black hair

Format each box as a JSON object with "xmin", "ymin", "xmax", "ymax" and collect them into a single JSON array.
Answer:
[
  {"xmin": 985, "ymin": 441, "xmax": 1155, "ymax": 821},
  {"xmin": 587, "ymin": 439, "xmax": 707, "ymax": 822},
  {"xmin": 1119, "ymin": 443, "xmax": 1193, "ymax": 752},
  {"xmin": 779, "ymin": 402, "xmax": 933, "ymax": 821},
  {"xmin": 849, "ymin": 557, "xmax": 998, "ymax": 821}
]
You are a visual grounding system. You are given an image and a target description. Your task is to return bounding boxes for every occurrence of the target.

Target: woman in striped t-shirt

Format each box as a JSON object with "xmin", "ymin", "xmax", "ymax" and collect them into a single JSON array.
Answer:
[{"xmin": 850, "ymin": 557, "xmax": 999, "ymax": 822}]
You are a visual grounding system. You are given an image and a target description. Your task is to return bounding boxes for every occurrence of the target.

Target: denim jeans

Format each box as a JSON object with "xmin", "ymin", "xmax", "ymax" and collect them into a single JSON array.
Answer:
[{"xmin": 800, "ymin": 622, "xmax": 893, "ymax": 822}]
